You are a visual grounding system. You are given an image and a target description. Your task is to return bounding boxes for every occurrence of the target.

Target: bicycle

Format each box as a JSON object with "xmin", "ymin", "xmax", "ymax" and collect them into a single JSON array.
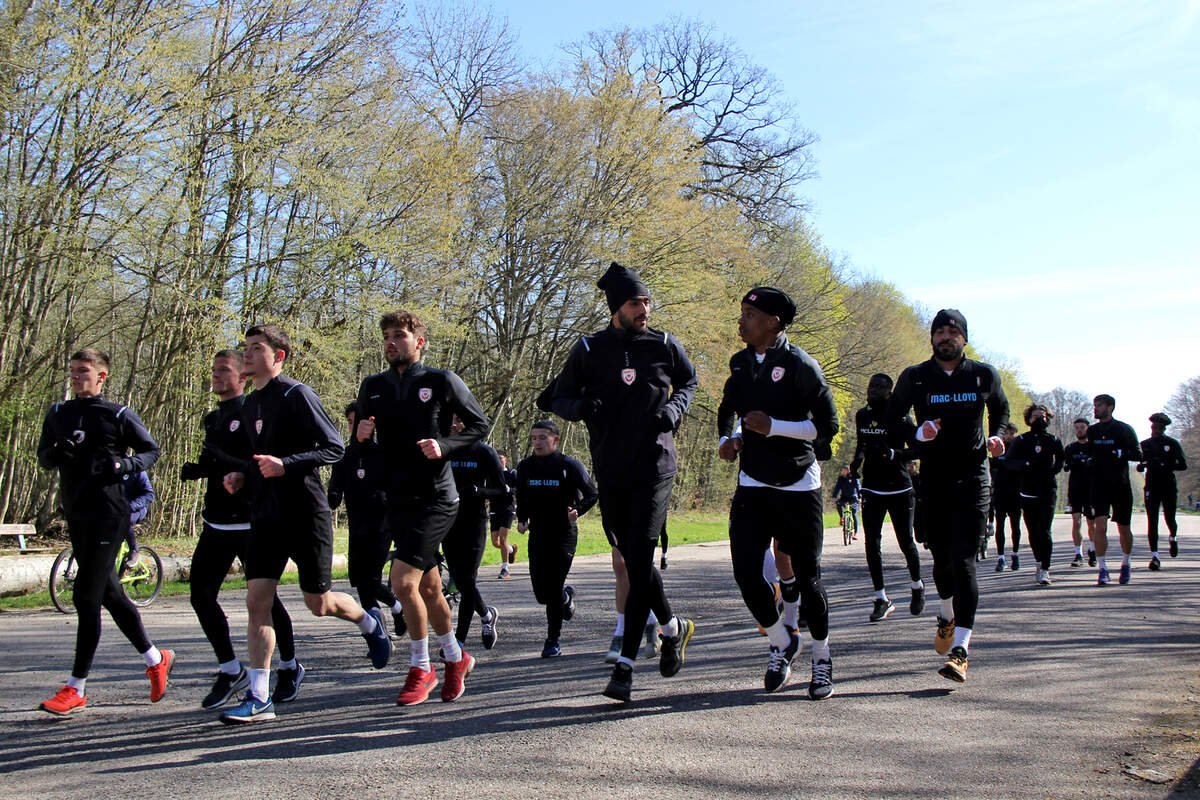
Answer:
[
  {"xmin": 841, "ymin": 504, "xmax": 858, "ymax": 546},
  {"xmin": 49, "ymin": 539, "xmax": 164, "ymax": 614}
]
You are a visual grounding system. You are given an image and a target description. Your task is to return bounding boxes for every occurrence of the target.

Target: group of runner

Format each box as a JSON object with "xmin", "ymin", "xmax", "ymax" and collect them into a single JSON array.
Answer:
[{"xmin": 32, "ymin": 264, "xmax": 1188, "ymax": 719}]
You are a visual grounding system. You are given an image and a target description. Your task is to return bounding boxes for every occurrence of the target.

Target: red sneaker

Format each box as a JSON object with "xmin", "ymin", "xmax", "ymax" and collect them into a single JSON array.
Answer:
[
  {"xmin": 441, "ymin": 651, "xmax": 476, "ymax": 702},
  {"xmin": 396, "ymin": 667, "xmax": 438, "ymax": 706},
  {"xmin": 40, "ymin": 685, "xmax": 86, "ymax": 716},
  {"xmin": 147, "ymin": 649, "xmax": 175, "ymax": 702}
]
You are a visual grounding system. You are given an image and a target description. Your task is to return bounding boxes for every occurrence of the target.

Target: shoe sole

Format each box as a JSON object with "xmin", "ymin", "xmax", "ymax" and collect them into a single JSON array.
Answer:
[
  {"xmin": 869, "ymin": 605, "xmax": 895, "ymax": 623},
  {"xmin": 272, "ymin": 665, "xmax": 305, "ymax": 704},
  {"xmin": 602, "ymin": 683, "xmax": 632, "ymax": 702},
  {"xmin": 397, "ymin": 682, "xmax": 438, "ymax": 706},
  {"xmin": 808, "ymin": 685, "xmax": 835, "ymax": 701},
  {"xmin": 938, "ymin": 664, "xmax": 967, "ymax": 683},
  {"xmin": 202, "ymin": 673, "xmax": 251, "ymax": 710},
  {"xmin": 219, "ymin": 708, "xmax": 277, "ymax": 724},
  {"xmin": 39, "ymin": 702, "xmax": 86, "ymax": 716},
  {"xmin": 660, "ymin": 619, "xmax": 694, "ymax": 677}
]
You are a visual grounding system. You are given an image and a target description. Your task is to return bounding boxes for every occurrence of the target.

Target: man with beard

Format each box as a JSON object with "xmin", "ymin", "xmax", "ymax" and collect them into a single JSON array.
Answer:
[
  {"xmin": 1137, "ymin": 412, "xmax": 1188, "ymax": 570},
  {"xmin": 1087, "ymin": 394, "xmax": 1141, "ymax": 585},
  {"xmin": 888, "ymin": 309, "xmax": 1009, "ymax": 683},
  {"xmin": 1062, "ymin": 417, "xmax": 1096, "ymax": 567},
  {"xmin": 849, "ymin": 373, "xmax": 925, "ymax": 623},
  {"xmin": 545, "ymin": 262, "xmax": 698, "ymax": 703},
  {"xmin": 718, "ymin": 287, "xmax": 839, "ymax": 698},
  {"xmin": 355, "ymin": 311, "xmax": 489, "ymax": 705},
  {"xmin": 1007, "ymin": 404, "xmax": 1064, "ymax": 586}
]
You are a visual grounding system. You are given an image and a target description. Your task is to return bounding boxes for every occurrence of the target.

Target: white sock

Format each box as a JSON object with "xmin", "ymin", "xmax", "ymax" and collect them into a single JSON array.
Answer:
[
  {"xmin": 278, "ymin": 658, "xmax": 296, "ymax": 671},
  {"xmin": 1122, "ymin": 553, "xmax": 1132, "ymax": 567},
  {"xmin": 410, "ymin": 637, "xmax": 430, "ymax": 671},
  {"xmin": 952, "ymin": 626, "xmax": 972, "ymax": 652},
  {"xmin": 1088, "ymin": 546, "xmax": 1096, "ymax": 554},
  {"xmin": 508, "ymin": 545, "xmax": 515, "ymax": 556},
  {"xmin": 481, "ymin": 607, "xmax": 495, "ymax": 623},
  {"xmin": 1098, "ymin": 556, "xmax": 1108, "ymax": 569},
  {"xmin": 811, "ymin": 637, "xmax": 830, "ymax": 661},
  {"xmin": 911, "ymin": 580, "xmax": 924, "ymax": 591},
  {"xmin": 390, "ymin": 601, "xmax": 404, "ymax": 615},
  {"xmin": 66, "ymin": 675, "xmax": 86, "ymax": 694},
  {"xmin": 660, "ymin": 616, "xmax": 679, "ymax": 638},
  {"xmin": 438, "ymin": 631, "xmax": 462, "ymax": 663},
  {"xmin": 357, "ymin": 611, "xmax": 378, "ymax": 634},
  {"xmin": 765, "ymin": 620, "xmax": 792, "ymax": 650},
  {"xmin": 940, "ymin": 596, "xmax": 954, "ymax": 620},
  {"xmin": 248, "ymin": 668, "xmax": 269, "ymax": 701},
  {"xmin": 614, "ymin": 613, "xmax": 625, "ymax": 637},
  {"xmin": 783, "ymin": 600, "xmax": 800, "ymax": 629},
  {"xmin": 141, "ymin": 645, "xmax": 162, "ymax": 667},
  {"xmin": 1151, "ymin": 551, "xmax": 1159, "ymax": 559},
  {"xmin": 874, "ymin": 589, "xmax": 887, "ymax": 601},
  {"xmin": 1074, "ymin": 545, "xmax": 1083, "ymax": 555},
  {"xmin": 219, "ymin": 659, "xmax": 241, "ymax": 676},
  {"xmin": 617, "ymin": 656, "xmax": 635, "ymax": 669}
]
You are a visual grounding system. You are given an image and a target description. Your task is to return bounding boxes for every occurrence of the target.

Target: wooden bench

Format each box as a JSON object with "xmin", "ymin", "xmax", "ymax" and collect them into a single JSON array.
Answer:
[{"xmin": 0, "ymin": 523, "xmax": 35, "ymax": 551}]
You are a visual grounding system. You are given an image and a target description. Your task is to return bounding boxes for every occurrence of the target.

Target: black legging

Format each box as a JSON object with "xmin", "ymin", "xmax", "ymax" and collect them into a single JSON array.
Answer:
[
  {"xmin": 443, "ymin": 510, "xmax": 489, "ymax": 644},
  {"xmin": 528, "ymin": 529, "xmax": 576, "ymax": 639},
  {"xmin": 190, "ymin": 523, "xmax": 295, "ymax": 664},
  {"xmin": 69, "ymin": 515, "xmax": 152, "ymax": 678},
  {"xmin": 992, "ymin": 501, "xmax": 1021, "ymax": 554},
  {"xmin": 347, "ymin": 508, "xmax": 399, "ymax": 612},
  {"xmin": 861, "ymin": 490, "xmax": 921, "ymax": 591},
  {"xmin": 600, "ymin": 477, "xmax": 674, "ymax": 661},
  {"xmin": 923, "ymin": 477, "xmax": 988, "ymax": 630},
  {"xmin": 1021, "ymin": 491, "xmax": 1056, "ymax": 570},
  {"xmin": 729, "ymin": 485, "xmax": 829, "ymax": 640},
  {"xmin": 659, "ymin": 522, "xmax": 668, "ymax": 554},
  {"xmin": 1145, "ymin": 486, "xmax": 1178, "ymax": 552}
]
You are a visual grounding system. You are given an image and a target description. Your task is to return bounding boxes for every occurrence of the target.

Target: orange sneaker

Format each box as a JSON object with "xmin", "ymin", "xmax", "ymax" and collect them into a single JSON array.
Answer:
[
  {"xmin": 147, "ymin": 649, "xmax": 175, "ymax": 702},
  {"xmin": 40, "ymin": 685, "xmax": 86, "ymax": 716},
  {"xmin": 441, "ymin": 651, "xmax": 476, "ymax": 702}
]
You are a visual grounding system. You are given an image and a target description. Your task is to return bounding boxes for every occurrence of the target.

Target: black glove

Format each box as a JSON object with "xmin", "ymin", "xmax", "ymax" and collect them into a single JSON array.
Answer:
[
  {"xmin": 654, "ymin": 409, "xmax": 675, "ymax": 433},
  {"xmin": 55, "ymin": 436, "xmax": 79, "ymax": 459},
  {"xmin": 109, "ymin": 457, "xmax": 134, "ymax": 476},
  {"xmin": 180, "ymin": 462, "xmax": 205, "ymax": 481},
  {"xmin": 1136, "ymin": 462, "xmax": 1146, "ymax": 473},
  {"xmin": 581, "ymin": 397, "xmax": 603, "ymax": 420}
]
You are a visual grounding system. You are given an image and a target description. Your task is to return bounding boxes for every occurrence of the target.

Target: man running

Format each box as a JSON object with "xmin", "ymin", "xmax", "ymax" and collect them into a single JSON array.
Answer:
[
  {"xmin": 888, "ymin": 309, "xmax": 1009, "ymax": 683},
  {"xmin": 355, "ymin": 311, "xmax": 489, "ymax": 705},
  {"xmin": 718, "ymin": 287, "xmax": 839, "ymax": 698},
  {"xmin": 849, "ymin": 373, "xmax": 925, "ymax": 623},
  {"xmin": 182, "ymin": 349, "xmax": 299, "ymax": 710},
  {"xmin": 220, "ymin": 325, "xmax": 391, "ymax": 724},
  {"xmin": 1087, "ymin": 394, "xmax": 1141, "ymax": 585},
  {"xmin": 545, "ymin": 262, "xmax": 698, "ymax": 703},
  {"xmin": 492, "ymin": 451, "xmax": 518, "ymax": 579},
  {"xmin": 990, "ymin": 423, "xmax": 1021, "ymax": 571},
  {"xmin": 515, "ymin": 419, "xmax": 598, "ymax": 657},
  {"xmin": 1138, "ymin": 412, "xmax": 1188, "ymax": 569},
  {"xmin": 36, "ymin": 349, "xmax": 174, "ymax": 716},
  {"xmin": 1062, "ymin": 417, "xmax": 1096, "ymax": 567},
  {"xmin": 831, "ymin": 465, "xmax": 860, "ymax": 540},
  {"xmin": 328, "ymin": 404, "xmax": 407, "ymax": 640},
  {"xmin": 1007, "ymin": 404, "xmax": 1064, "ymax": 586}
]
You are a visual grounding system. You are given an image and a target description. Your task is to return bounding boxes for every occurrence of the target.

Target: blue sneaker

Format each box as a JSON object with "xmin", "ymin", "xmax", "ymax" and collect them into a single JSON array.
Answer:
[
  {"xmin": 541, "ymin": 638, "xmax": 561, "ymax": 658},
  {"xmin": 363, "ymin": 608, "xmax": 391, "ymax": 669},
  {"xmin": 1118, "ymin": 562, "xmax": 1131, "ymax": 585},
  {"xmin": 219, "ymin": 693, "xmax": 275, "ymax": 724},
  {"xmin": 1097, "ymin": 567, "xmax": 1111, "ymax": 585}
]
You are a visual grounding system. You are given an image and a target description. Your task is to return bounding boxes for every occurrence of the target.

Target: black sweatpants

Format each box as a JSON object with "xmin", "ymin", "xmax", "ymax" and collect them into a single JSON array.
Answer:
[
  {"xmin": 861, "ymin": 489, "xmax": 921, "ymax": 592},
  {"xmin": 728, "ymin": 485, "xmax": 829, "ymax": 641},
  {"xmin": 69, "ymin": 515, "xmax": 152, "ymax": 678},
  {"xmin": 600, "ymin": 477, "xmax": 674, "ymax": 662},
  {"xmin": 1021, "ymin": 491, "xmax": 1056, "ymax": 571},
  {"xmin": 444, "ymin": 509, "xmax": 489, "ymax": 644},
  {"xmin": 347, "ymin": 508, "xmax": 398, "ymax": 612},
  {"xmin": 923, "ymin": 476, "xmax": 988, "ymax": 630},
  {"xmin": 190, "ymin": 523, "xmax": 295, "ymax": 665},
  {"xmin": 1145, "ymin": 486, "xmax": 1178, "ymax": 551},
  {"xmin": 992, "ymin": 500, "xmax": 1021, "ymax": 554},
  {"xmin": 528, "ymin": 528, "xmax": 577, "ymax": 640}
]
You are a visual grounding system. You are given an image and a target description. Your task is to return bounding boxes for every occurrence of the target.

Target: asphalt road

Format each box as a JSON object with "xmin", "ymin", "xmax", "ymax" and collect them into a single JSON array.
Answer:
[{"xmin": 2, "ymin": 515, "xmax": 1199, "ymax": 799}]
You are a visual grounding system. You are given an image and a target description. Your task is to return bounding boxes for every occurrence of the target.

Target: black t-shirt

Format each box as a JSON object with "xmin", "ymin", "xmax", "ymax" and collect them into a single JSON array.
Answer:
[{"xmin": 1086, "ymin": 418, "xmax": 1140, "ymax": 487}]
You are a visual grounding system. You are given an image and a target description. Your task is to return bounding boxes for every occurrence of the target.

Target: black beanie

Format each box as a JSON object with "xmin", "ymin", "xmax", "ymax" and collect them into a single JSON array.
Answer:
[
  {"xmin": 931, "ymin": 308, "xmax": 968, "ymax": 341},
  {"xmin": 742, "ymin": 286, "xmax": 796, "ymax": 328},
  {"xmin": 1149, "ymin": 412, "xmax": 1172, "ymax": 426},
  {"xmin": 598, "ymin": 262, "xmax": 650, "ymax": 313}
]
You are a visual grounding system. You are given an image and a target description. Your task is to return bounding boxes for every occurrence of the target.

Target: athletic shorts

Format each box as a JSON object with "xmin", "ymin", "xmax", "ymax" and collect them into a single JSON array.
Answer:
[
  {"xmin": 1091, "ymin": 481, "xmax": 1133, "ymax": 526},
  {"xmin": 387, "ymin": 497, "xmax": 459, "ymax": 572},
  {"xmin": 489, "ymin": 511, "xmax": 514, "ymax": 533},
  {"xmin": 1065, "ymin": 487, "xmax": 1095, "ymax": 518},
  {"xmin": 244, "ymin": 509, "xmax": 334, "ymax": 593},
  {"xmin": 597, "ymin": 477, "xmax": 672, "ymax": 555}
]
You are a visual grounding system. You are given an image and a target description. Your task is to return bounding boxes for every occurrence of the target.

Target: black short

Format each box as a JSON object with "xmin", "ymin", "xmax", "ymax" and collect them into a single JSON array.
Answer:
[
  {"xmin": 597, "ymin": 477, "xmax": 673, "ymax": 556},
  {"xmin": 244, "ymin": 510, "xmax": 334, "ymax": 594},
  {"xmin": 489, "ymin": 511, "xmax": 514, "ymax": 533},
  {"xmin": 1065, "ymin": 488, "xmax": 1095, "ymax": 519},
  {"xmin": 1091, "ymin": 481, "xmax": 1133, "ymax": 526},
  {"xmin": 387, "ymin": 497, "xmax": 459, "ymax": 572},
  {"xmin": 729, "ymin": 485, "xmax": 824, "ymax": 559}
]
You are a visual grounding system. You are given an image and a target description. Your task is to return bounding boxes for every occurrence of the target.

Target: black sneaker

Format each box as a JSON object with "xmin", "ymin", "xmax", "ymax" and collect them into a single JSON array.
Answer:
[
  {"xmin": 869, "ymin": 598, "xmax": 895, "ymax": 622},
  {"xmin": 1170, "ymin": 537, "xmax": 1179, "ymax": 558},
  {"xmin": 202, "ymin": 667, "xmax": 249, "ymax": 710},
  {"xmin": 808, "ymin": 657, "xmax": 834, "ymax": 701},
  {"xmin": 910, "ymin": 587, "xmax": 925, "ymax": 616},
  {"xmin": 481, "ymin": 606, "xmax": 499, "ymax": 650},
  {"xmin": 764, "ymin": 633, "xmax": 801, "ymax": 693},
  {"xmin": 659, "ymin": 616, "xmax": 695, "ymax": 677},
  {"xmin": 1088, "ymin": 549, "xmax": 1097, "ymax": 567},
  {"xmin": 660, "ymin": 554, "xmax": 668, "ymax": 570},
  {"xmin": 994, "ymin": 556, "xmax": 1005, "ymax": 572},
  {"xmin": 272, "ymin": 662, "xmax": 305, "ymax": 703},
  {"xmin": 541, "ymin": 638, "xmax": 561, "ymax": 658},
  {"xmin": 1070, "ymin": 553, "xmax": 1083, "ymax": 568},
  {"xmin": 392, "ymin": 612, "xmax": 407, "ymax": 638},
  {"xmin": 603, "ymin": 663, "xmax": 633, "ymax": 702},
  {"xmin": 1010, "ymin": 554, "xmax": 1019, "ymax": 571},
  {"xmin": 1148, "ymin": 556, "xmax": 1162, "ymax": 571},
  {"xmin": 561, "ymin": 585, "xmax": 576, "ymax": 622}
]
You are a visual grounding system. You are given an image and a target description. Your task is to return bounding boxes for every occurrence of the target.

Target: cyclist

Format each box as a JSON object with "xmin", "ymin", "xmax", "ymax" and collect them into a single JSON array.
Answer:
[
  {"xmin": 120, "ymin": 469, "xmax": 154, "ymax": 571},
  {"xmin": 831, "ymin": 465, "xmax": 860, "ymax": 540},
  {"xmin": 36, "ymin": 348, "xmax": 174, "ymax": 716}
]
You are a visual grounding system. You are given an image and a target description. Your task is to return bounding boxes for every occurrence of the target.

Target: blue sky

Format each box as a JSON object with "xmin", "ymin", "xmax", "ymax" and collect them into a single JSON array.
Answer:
[{"xmin": 487, "ymin": 0, "xmax": 1199, "ymax": 438}]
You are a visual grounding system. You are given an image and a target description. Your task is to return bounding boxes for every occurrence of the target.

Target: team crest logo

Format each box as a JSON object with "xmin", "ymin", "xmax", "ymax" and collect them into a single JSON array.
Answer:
[
  {"xmin": 621, "ymin": 368, "xmax": 636, "ymax": 385},
  {"xmin": 1035, "ymin": 445, "xmax": 1042, "ymax": 453},
  {"xmin": 255, "ymin": 419, "xmax": 263, "ymax": 434},
  {"xmin": 71, "ymin": 430, "xmax": 85, "ymax": 443},
  {"xmin": 418, "ymin": 387, "xmax": 433, "ymax": 402},
  {"xmin": 229, "ymin": 420, "xmax": 240, "ymax": 432},
  {"xmin": 356, "ymin": 468, "xmax": 365, "ymax": 480},
  {"xmin": 1165, "ymin": 445, "xmax": 1171, "ymax": 452},
  {"xmin": 771, "ymin": 366, "xmax": 785, "ymax": 382},
  {"xmin": 748, "ymin": 292, "xmax": 758, "ymax": 301}
]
